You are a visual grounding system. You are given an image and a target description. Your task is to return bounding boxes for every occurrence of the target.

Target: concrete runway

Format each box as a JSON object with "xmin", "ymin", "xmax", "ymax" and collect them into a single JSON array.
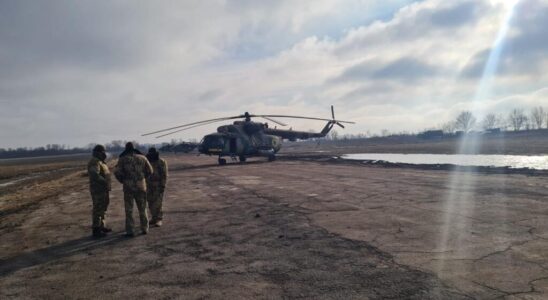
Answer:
[{"xmin": 1, "ymin": 154, "xmax": 547, "ymax": 299}]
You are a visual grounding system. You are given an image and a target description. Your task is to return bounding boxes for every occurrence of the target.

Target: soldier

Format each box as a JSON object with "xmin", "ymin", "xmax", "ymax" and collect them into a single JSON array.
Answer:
[
  {"xmin": 88, "ymin": 144, "xmax": 112, "ymax": 238},
  {"xmin": 146, "ymin": 147, "xmax": 168, "ymax": 227},
  {"xmin": 114, "ymin": 142, "xmax": 153, "ymax": 237}
]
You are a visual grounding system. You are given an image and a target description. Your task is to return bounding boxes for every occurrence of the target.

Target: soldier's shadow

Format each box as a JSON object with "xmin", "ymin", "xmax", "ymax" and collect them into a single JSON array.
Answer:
[{"xmin": 0, "ymin": 233, "xmax": 128, "ymax": 277}]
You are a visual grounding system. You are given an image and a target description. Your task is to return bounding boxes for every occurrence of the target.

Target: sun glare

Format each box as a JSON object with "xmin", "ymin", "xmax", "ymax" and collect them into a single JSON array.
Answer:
[{"xmin": 435, "ymin": 0, "xmax": 522, "ymax": 283}]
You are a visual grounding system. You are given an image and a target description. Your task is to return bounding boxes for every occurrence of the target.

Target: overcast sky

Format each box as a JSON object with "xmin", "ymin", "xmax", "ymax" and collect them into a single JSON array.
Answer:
[{"xmin": 1, "ymin": 0, "xmax": 547, "ymax": 148}]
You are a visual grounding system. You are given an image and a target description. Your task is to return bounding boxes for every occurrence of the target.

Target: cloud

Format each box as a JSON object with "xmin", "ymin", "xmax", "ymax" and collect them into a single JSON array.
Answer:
[
  {"xmin": 461, "ymin": 0, "xmax": 548, "ymax": 79},
  {"xmin": 0, "ymin": 0, "xmax": 547, "ymax": 148},
  {"xmin": 335, "ymin": 57, "xmax": 441, "ymax": 82},
  {"xmin": 427, "ymin": 1, "xmax": 483, "ymax": 27}
]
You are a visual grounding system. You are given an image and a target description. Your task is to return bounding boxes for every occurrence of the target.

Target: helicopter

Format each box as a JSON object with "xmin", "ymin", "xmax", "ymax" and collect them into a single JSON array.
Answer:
[
  {"xmin": 142, "ymin": 106, "xmax": 354, "ymax": 165},
  {"xmin": 159, "ymin": 142, "xmax": 198, "ymax": 153}
]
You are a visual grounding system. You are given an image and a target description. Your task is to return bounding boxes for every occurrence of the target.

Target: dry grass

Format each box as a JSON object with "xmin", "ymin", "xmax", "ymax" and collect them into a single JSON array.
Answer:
[
  {"xmin": 0, "ymin": 162, "xmax": 86, "ymax": 180},
  {"xmin": 0, "ymin": 154, "xmax": 89, "ymax": 180},
  {"xmin": 0, "ymin": 155, "xmax": 115, "ymax": 218},
  {"xmin": 0, "ymin": 171, "xmax": 86, "ymax": 218}
]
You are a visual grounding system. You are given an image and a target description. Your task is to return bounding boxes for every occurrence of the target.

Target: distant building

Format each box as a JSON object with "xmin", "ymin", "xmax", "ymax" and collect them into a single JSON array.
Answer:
[{"xmin": 485, "ymin": 128, "xmax": 501, "ymax": 134}]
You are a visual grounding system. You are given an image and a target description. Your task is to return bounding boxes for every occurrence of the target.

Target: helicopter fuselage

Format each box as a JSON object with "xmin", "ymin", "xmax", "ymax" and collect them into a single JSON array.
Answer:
[
  {"xmin": 143, "ymin": 106, "xmax": 354, "ymax": 165},
  {"xmin": 198, "ymin": 121, "xmax": 282, "ymax": 159}
]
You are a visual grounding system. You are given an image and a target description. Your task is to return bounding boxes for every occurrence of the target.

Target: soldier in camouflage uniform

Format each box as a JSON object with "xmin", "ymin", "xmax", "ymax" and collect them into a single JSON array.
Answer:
[
  {"xmin": 146, "ymin": 148, "xmax": 168, "ymax": 227},
  {"xmin": 88, "ymin": 145, "xmax": 112, "ymax": 238},
  {"xmin": 114, "ymin": 142, "xmax": 153, "ymax": 237}
]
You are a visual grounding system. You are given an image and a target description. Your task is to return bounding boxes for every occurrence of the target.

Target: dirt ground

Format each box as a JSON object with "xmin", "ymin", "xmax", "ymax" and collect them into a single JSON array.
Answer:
[{"xmin": 1, "ymin": 154, "xmax": 548, "ymax": 299}]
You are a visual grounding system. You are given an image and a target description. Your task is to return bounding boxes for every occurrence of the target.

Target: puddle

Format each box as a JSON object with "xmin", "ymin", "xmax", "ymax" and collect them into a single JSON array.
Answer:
[{"xmin": 342, "ymin": 153, "xmax": 548, "ymax": 170}]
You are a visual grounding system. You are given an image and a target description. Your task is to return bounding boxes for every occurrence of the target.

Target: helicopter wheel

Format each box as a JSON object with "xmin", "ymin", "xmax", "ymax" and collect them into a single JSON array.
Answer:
[
  {"xmin": 218, "ymin": 157, "xmax": 227, "ymax": 165},
  {"xmin": 268, "ymin": 154, "xmax": 276, "ymax": 162},
  {"xmin": 239, "ymin": 156, "xmax": 247, "ymax": 163}
]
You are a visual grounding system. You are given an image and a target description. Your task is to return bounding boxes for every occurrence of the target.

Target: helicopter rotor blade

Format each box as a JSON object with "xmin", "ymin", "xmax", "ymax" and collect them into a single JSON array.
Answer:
[
  {"xmin": 142, "ymin": 116, "xmax": 244, "ymax": 136},
  {"xmin": 154, "ymin": 119, "xmax": 221, "ymax": 138},
  {"xmin": 260, "ymin": 116, "xmax": 287, "ymax": 126},
  {"xmin": 144, "ymin": 107, "xmax": 354, "ymax": 138},
  {"xmin": 255, "ymin": 114, "xmax": 355, "ymax": 124}
]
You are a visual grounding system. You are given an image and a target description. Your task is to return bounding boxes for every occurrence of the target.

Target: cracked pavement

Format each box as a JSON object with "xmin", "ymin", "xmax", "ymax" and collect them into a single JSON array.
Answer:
[{"xmin": 1, "ymin": 154, "xmax": 547, "ymax": 299}]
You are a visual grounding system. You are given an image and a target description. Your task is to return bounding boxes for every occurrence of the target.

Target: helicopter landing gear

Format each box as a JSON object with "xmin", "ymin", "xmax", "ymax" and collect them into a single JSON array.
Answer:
[
  {"xmin": 268, "ymin": 154, "xmax": 276, "ymax": 162},
  {"xmin": 218, "ymin": 157, "xmax": 227, "ymax": 165},
  {"xmin": 239, "ymin": 156, "xmax": 247, "ymax": 163}
]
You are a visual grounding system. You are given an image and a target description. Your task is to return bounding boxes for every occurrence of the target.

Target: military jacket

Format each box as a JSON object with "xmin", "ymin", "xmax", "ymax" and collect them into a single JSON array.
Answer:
[
  {"xmin": 88, "ymin": 157, "xmax": 111, "ymax": 192},
  {"xmin": 114, "ymin": 153, "xmax": 153, "ymax": 192},
  {"xmin": 147, "ymin": 158, "xmax": 168, "ymax": 188}
]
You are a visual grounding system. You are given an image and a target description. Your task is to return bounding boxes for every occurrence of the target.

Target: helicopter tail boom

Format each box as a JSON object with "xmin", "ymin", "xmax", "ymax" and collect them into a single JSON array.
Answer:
[{"xmin": 320, "ymin": 121, "xmax": 335, "ymax": 136}]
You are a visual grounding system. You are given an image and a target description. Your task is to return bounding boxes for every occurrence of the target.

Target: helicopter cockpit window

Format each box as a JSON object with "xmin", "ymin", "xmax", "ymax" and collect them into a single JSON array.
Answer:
[{"xmin": 203, "ymin": 136, "xmax": 225, "ymax": 147}]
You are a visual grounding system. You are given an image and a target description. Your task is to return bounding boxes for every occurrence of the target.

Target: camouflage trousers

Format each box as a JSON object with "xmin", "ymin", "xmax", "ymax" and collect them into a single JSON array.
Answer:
[
  {"xmin": 147, "ymin": 185, "xmax": 164, "ymax": 222},
  {"xmin": 123, "ymin": 190, "xmax": 149, "ymax": 234},
  {"xmin": 90, "ymin": 190, "xmax": 109, "ymax": 229}
]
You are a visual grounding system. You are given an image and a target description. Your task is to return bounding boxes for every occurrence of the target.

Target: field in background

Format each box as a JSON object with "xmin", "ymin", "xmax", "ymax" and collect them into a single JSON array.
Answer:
[{"xmin": 283, "ymin": 129, "xmax": 548, "ymax": 155}]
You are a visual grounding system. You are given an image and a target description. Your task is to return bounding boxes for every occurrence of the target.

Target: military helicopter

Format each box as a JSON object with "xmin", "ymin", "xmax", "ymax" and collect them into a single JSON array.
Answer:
[
  {"xmin": 159, "ymin": 142, "xmax": 198, "ymax": 153},
  {"xmin": 142, "ymin": 106, "xmax": 354, "ymax": 165}
]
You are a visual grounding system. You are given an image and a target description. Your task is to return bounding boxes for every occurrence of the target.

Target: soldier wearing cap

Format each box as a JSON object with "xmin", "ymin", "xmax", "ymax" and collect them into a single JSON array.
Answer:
[
  {"xmin": 114, "ymin": 142, "xmax": 153, "ymax": 237},
  {"xmin": 146, "ymin": 147, "xmax": 168, "ymax": 227},
  {"xmin": 87, "ymin": 144, "xmax": 112, "ymax": 238}
]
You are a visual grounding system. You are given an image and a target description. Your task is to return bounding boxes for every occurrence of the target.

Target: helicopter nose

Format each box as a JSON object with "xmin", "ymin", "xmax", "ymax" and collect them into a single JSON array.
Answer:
[{"xmin": 198, "ymin": 142, "xmax": 206, "ymax": 153}]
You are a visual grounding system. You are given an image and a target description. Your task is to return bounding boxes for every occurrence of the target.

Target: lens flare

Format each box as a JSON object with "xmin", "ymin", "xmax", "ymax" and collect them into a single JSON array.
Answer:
[{"xmin": 435, "ymin": 0, "xmax": 521, "ymax": 283}]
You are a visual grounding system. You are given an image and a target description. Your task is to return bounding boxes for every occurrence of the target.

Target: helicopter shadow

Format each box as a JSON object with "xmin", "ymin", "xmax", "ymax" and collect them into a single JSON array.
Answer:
[{"xmin": 0, "ymin": 233, "xmax": 129, "ymax": 277}]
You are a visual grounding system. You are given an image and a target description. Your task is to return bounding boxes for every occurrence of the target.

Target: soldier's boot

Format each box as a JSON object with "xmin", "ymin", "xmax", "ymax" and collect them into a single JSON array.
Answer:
[
  {"xmin": 92, "ymin": 227, "xmax": 107, "ymax": 238},
  {"xmin": 100, "ymin": 226, "xmax": 112, "ymax": 233},
  {"xmin": 154, "ymin": 220, "xmax": 163, "ymax": 227}
]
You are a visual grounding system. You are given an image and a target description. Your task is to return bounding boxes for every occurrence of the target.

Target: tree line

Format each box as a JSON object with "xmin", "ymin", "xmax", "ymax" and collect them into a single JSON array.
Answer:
[
  {"xmin": 2, "ymin": 107, "xmax": 547, "ymax": 158},
  {"xmin": 0, "ymin": 138, "xmax": 198, "ymax": 159},
  {"xmin": 324, "ymin": 106, "xmax": 548, "ymax": 141},
  {"xmin": 441, "ymin": 106, "xmax": 548, "ymax": 133},
  {"xmin": 0, "ymin": 140, "xmax": 152, "ymax": 159}
]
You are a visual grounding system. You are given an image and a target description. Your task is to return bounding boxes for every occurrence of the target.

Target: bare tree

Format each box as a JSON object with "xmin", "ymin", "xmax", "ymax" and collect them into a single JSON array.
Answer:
[
  {"xmin": 481, "ymin": 114, "xmax": 498, "ymax": 130},
  {"xmin": 441, "ymin": 121, "xmax": 456, "ymax": 134},
  {"xmin": 508, "ymin": 108, "xmax": 527, "ymax": 131},
  {"xmin": 455, "ymin": 111, "xmax": 476, "ymax": 132},
  {"xmin": 495, "ymin": 113, "xmax": 507, "ymax": 129},
  {"xmin": 531, "ymin": 106, "xmax": 545, "ymax": 129},
  {"xmin": 328, "ymin": 130, "xmax": 339, "ymax": 140}
]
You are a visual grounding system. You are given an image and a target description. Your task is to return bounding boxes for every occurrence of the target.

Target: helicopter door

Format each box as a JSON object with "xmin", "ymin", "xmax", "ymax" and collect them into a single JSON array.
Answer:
[{"xmin": 229, "ymin": 138, "xmax": 237, "ymax": 154}]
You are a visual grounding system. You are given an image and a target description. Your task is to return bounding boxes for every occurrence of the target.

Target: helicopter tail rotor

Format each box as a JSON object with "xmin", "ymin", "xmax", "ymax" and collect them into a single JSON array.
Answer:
[{"xmin": 329, "ymin": 105, "xmax": 346, "ymax": 129}]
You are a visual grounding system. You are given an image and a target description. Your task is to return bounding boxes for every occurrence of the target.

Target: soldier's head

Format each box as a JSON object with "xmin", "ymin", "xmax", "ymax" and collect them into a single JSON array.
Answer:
[
  {"xmin": 92, "ymin": 144, "xmax": 107, "ymax": 161},
  {"xmin": 125, "ymin": 142, "xmax": 134, "ymax": 151},
  {"xmin": 146, "ymin": 147, "xmax": 159, "ymax": 162}
]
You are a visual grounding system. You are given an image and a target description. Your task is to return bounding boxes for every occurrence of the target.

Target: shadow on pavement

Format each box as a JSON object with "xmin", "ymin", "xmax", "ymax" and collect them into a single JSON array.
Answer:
[{"xmin": 0, "ymin": 233, "xmax": 128, "ymax": 277}]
